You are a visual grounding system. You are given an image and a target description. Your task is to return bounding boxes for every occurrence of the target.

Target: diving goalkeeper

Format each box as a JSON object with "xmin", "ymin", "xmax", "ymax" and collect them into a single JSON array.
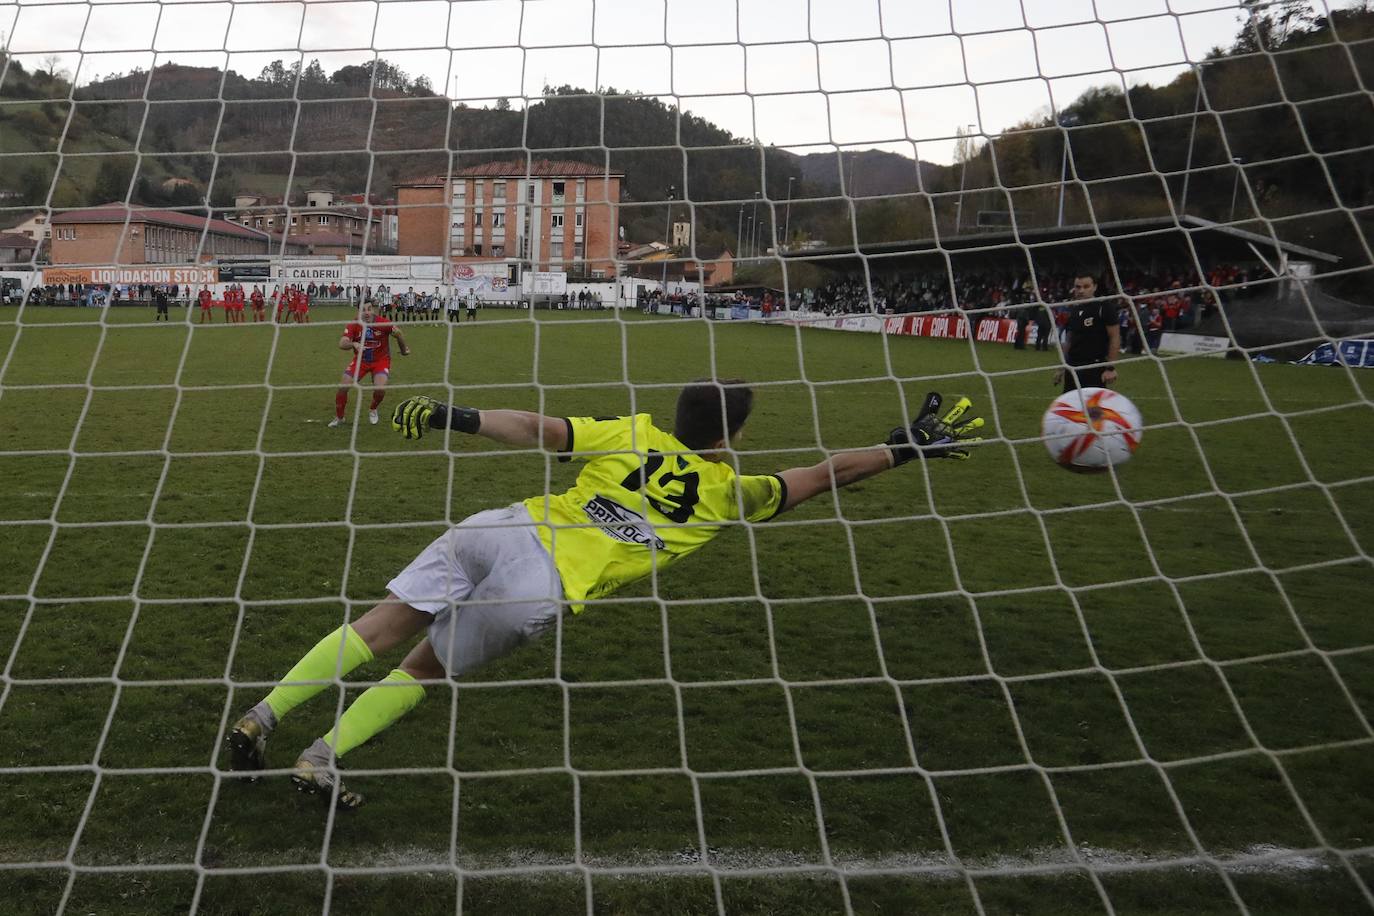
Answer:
[{"xmin": 227, "ymin": 381, "xmax": 982, "ymax": 808}]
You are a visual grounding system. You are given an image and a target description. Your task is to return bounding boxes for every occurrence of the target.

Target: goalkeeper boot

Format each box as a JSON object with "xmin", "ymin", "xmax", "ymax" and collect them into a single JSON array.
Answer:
[
  {"xmin": 291, "ymin": 739, "xmax": 365, "ymax": 810},
  {"xmin": 226, "ymin": 703, "xmax": 276, "ymax": 778}
]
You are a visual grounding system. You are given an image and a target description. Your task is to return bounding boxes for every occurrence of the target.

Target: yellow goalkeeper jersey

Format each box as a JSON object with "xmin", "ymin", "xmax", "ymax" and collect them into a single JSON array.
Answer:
[{"xmin": 522, "ymin": 414, "xmax": 786, "ymax": 611}]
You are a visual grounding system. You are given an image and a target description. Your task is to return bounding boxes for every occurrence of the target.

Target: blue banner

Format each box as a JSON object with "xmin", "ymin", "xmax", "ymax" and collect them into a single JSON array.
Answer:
[
  {"xmin": 1296, "ymin": 339, "xmax": 1374, "ymax": 368},
  {"xmin": 730, "ymin": 304, "xmax": 749, "ymax": 320}
]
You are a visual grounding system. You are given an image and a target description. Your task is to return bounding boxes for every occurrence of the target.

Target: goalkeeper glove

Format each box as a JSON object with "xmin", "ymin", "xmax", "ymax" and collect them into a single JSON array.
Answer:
[
  {"xmin": 886, "ymin": 391, "xmax": 985, "ymax": 464},
  {"xmin": 391, "ymin": 396, "xmax": 481, "ymax": 440}
]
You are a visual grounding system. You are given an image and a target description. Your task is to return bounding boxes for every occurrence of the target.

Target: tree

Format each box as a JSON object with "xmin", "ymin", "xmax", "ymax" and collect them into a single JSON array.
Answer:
[
  {"xmin": 94, "ymin": 157, "xmax": 135, "ymax": 204},
  {"xmin": 19, "ymin": 163, "xmax": 52, "ymax": 206},
  {"xmin": 259, "ymin": 60, "xmax": 290, "ymax": 86},
  {"xmin": 330, "ymin": 63, "xmax": 373, "ymax": 89},
  {"xmin": 495, "ymin": 97, "xmax": 511, "ymax": 111},
  {"xmin": 1235, "ymin": 0, "xmax": 1317, "ymax": 51},
  {"xmin": 301, "ymin": 59, "xmax": 328, "ymax": 86},
  {"xmin": 953, "ymin": 125, "xmax": 981, "ymax": 164}
]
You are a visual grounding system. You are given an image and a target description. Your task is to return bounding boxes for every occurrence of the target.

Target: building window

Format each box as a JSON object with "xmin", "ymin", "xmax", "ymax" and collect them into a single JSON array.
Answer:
[
  {"xmin": 491, "ymin": 244, "xmax": 505, "ymax": 257},
  {"xmin": 526, "ymin": 182, "xmax": 535, "ymax": 203},
  {"xmin": 575, "ymin": 212, "xmax": 584, "ymax": 228},
  {"xmin": 492, "ymin": 212, "xmax": 505, "ymax": 229},
  {"xmin": 472, "ymin": 244, "xmax": 483, "ymax": 256},
  {"xmin": 291, "ymin": 216, "xmax": 298, "ymax": 225},
  {"xmin": 319, "ymin": 215, "xmax": 330, "ymax": 225},
  {"xmin": 551, "ymin": 213, "xmax": 564, "ymax": 229},
  {"xmin": 550, "ymin": 242, "xmax": 563, "ymax": 259},
  {"xmin": 574, "ymin": 242, "xmax": 585, "ymax": 259},
  {"xmin": 493, "ymin": 180, "xmax": 507, "ymax": 199}
]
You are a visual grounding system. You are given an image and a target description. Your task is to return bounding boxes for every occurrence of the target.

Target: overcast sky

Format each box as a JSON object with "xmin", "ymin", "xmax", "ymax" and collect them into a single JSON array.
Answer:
[{"xmin": 1, "ymin": 0, "xmax": 1363, "ymax": 164}]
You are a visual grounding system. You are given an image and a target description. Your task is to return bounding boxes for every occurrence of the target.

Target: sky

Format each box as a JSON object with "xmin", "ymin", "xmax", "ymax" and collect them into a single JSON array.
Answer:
[{"xmin": 0, "ymin": 0, "xmax": 1364, "ymax": 164}]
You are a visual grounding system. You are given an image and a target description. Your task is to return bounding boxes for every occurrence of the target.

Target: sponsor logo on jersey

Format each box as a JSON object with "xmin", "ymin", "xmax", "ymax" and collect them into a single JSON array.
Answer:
[{"xmin": 584, "ymin": 496, "xmax": 665, "ymax": 550}]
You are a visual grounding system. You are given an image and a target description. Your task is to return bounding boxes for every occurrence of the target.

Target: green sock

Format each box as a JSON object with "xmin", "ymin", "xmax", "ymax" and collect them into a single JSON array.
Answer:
[
  {"xmin": 322, "ymin": 669, "xmax": 425, "ymax": 757},
  {"xmin": 262, "ymin": 625, "xmax": 374, "ymax": 721}
]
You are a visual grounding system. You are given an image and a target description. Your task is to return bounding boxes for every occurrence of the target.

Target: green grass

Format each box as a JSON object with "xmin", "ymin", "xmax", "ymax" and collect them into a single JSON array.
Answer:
[{"xmin": 0, "ymin": 303, "xmax": 1371, "ymax": 915}]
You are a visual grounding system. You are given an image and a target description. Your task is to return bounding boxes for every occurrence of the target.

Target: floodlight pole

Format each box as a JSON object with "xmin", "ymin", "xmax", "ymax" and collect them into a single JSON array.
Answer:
[
  {"xmin": 1179, "ymin": 74, "xmax": 1203, "ymax": 217},
  {"xmin": 750, "ymin": 191, "xmax": 761, "ymax": 261},
  {"xmin": 1055, "ymin": 113, "xmax": 1080, "ymax": 228},
  {"xmin": 1229, "ymin": 157, "xmax": 1244, "ymax": 222},
  {"xmin": 737, "ymin": 205, "xmax": 745, "ymax": 263},
  {"xmin": 955, "ymin": 124, "xmax": 975, "ymax": 232},
  {"xmin": 784, "ymin": 176, "xmax": 795, "ymax": 250},
  {"xmin": 662, "ymin": 185, "xmax": 676, "ymax": 293}
]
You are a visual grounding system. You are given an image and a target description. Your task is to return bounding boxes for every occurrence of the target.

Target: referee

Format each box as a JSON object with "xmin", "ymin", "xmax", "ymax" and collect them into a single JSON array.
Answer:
[{"xmin": 1053, "ymin": 271, "xmax": 1120, "ymax": 392}]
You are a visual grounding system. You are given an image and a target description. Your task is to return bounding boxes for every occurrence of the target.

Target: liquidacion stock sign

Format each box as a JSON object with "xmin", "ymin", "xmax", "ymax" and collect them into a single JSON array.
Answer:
[{"xmin": 43, "ymin": 266, "xmax": 220, "ymax": 285}]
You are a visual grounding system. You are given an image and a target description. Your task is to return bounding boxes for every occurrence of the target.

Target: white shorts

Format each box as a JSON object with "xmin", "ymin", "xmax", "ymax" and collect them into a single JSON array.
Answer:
[{"xmin": 387, "ymin": 504, "xmax": 564, "ymax": 677}]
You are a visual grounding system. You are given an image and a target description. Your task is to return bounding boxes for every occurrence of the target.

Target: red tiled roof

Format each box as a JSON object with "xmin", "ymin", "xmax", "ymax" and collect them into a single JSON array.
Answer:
[
  {"xmin": 52, "ymin": 203, "xmax": 271, "ymax": 243},
  {"xmin": 397, "ymin": 159, "xmax": 623, "ymax": 186},
  {"xmin": 0, "ymin": 232, "xmax": 38, "ymax": 249}
]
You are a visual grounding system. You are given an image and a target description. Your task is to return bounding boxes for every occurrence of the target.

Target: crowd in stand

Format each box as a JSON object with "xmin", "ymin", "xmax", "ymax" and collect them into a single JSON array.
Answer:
[{"xmin": 798, "ymin": 264, "xmax": 1266, "ymax": 321}]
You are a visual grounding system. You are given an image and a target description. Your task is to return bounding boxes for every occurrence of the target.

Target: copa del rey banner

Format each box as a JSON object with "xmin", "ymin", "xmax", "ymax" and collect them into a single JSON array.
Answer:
[
  {"xmin": 789, "ymin": 312, "xmax": 1023, "ymax": 344},
  {"xmin": 885, "ymin": 313, "xmax": 1022, "ymax": 343}
]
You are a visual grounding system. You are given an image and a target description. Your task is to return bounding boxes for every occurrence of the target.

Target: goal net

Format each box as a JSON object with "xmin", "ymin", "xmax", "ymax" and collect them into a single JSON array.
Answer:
[{"xmin": 2, "ymin": 1, "xmax": 1373, "ymax": 913}]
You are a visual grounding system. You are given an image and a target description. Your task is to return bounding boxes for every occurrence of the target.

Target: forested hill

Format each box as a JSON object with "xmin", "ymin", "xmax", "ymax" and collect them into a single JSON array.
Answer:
[
  {"xmin": 0, "ymin": 51, "xmax": 933, "ymax": 250},
  {"xmin": 1, "ymin": 3, "xmax": 1371, "ymax": 264}
]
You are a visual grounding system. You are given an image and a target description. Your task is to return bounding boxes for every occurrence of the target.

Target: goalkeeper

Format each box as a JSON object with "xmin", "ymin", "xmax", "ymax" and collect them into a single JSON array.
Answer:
[{"xmin": 227, "ymin": 381, "xmax": 982, "ymax": 808}]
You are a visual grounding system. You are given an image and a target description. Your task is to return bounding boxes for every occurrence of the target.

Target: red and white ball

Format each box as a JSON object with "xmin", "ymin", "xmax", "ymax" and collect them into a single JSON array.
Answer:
[{"xmin": 1042, "ymin": 388, "xmax": 1143, "ymax": 472}]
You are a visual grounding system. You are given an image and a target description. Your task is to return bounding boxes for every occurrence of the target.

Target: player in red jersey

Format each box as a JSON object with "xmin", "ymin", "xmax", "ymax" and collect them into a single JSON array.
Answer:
[
  {"xmin": 229, "ymin": 284, "xmax": 245, "ymax": 323},
  {"xmin": 250, "ymin": 285, "xmax": 266, "ymax": 322},
  {"xmin": 331, "ymin": 300, "xmax": 411, "ymax": 428},
  {"xmin": 272, "ymin": 285, "xmax": 287, "ymax": 323},
  {"xmin": 197, "ymin": 287, "xmax": 214, "ymax": 323},
  {"xmin": 291, "ymin": 287, "xmax": 311, "ymax": 324}
]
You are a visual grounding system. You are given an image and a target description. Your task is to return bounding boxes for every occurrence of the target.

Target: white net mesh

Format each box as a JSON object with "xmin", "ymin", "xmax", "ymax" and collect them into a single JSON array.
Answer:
[{"xmin": 2, "ymin": 1, "xmax": 1373, "ymax": 914}]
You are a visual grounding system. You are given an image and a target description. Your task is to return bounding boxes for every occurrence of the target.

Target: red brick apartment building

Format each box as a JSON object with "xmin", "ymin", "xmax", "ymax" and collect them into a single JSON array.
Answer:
[
  {"xmin": 49, "ymin": 203, "xmax": 308, "ymax": 264},
  {"xmin": 395, "ymin": 160, "xmax": 622, "ymax": 279}
]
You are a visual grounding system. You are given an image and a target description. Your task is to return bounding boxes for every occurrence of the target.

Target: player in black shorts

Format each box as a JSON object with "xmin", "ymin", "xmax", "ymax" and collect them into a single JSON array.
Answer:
[
  {"xmin": 154, "ymin": 287, "xmax": 170, "ymax": 321},
  {"xmin": 1053, "ymin": 271, "xmax": 1120, "ymax": 393}
]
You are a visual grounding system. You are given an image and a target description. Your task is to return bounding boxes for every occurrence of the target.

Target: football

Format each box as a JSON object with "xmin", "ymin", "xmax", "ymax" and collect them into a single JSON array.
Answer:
[{"xmin": 1042, "ymin": 388, "xmax": 1144, "ymax": 472}]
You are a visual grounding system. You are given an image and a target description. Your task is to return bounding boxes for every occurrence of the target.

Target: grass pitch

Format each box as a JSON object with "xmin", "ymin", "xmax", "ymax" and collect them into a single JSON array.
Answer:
[{"xmin": 0, "ymin": 303, "xmax": 1371, "ymax": 915}]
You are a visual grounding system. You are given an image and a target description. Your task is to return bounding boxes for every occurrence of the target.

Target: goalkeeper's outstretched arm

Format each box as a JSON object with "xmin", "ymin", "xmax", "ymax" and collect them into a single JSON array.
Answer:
[
  {"xmin": 775, "ymin": 392, "xmax": 983, "ymax": 513},
  {"xmin": 392, "ymin": 397, "xmax": 568, "ymax": 450}
]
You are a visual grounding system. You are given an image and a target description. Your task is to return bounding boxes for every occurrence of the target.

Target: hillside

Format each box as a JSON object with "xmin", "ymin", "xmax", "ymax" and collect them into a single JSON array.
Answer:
[{"xmin": 1, "ymin": 3, "xmax": 1371, "ymax": 268}]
